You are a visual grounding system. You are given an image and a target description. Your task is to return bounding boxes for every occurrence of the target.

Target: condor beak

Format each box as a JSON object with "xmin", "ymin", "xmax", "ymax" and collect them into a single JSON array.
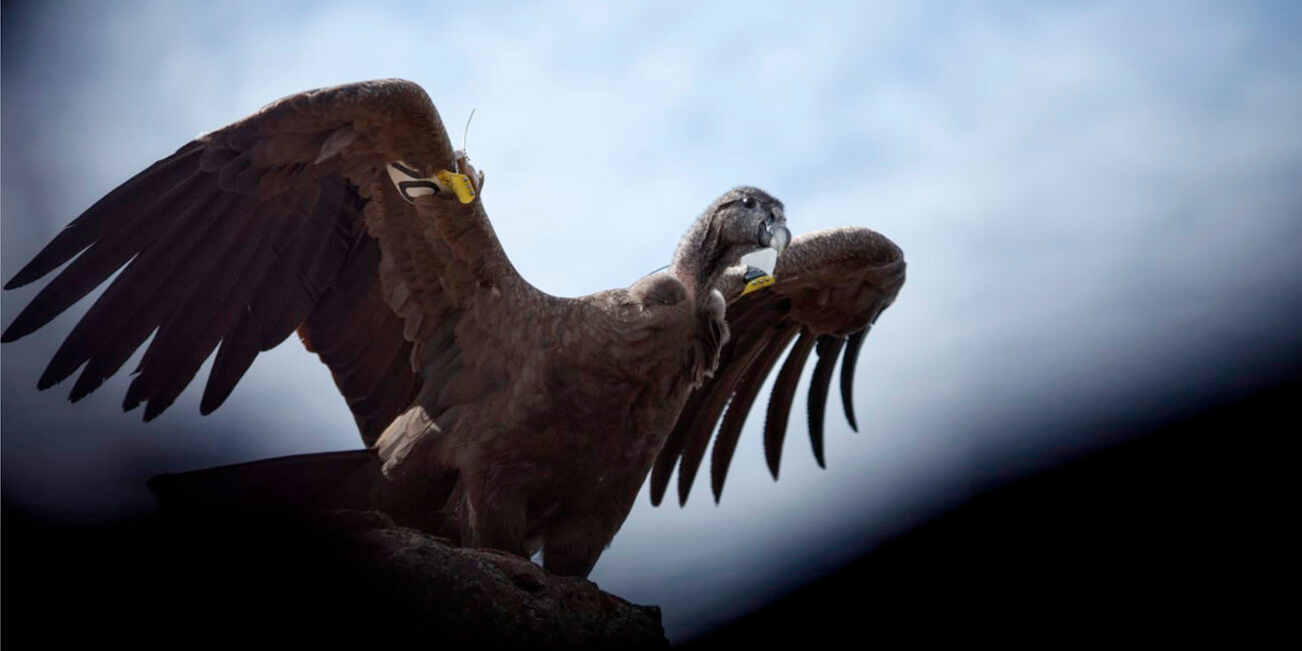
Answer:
[{"xmin": 767, "ymin": 224, "xmax": 790, "ymax": 255}]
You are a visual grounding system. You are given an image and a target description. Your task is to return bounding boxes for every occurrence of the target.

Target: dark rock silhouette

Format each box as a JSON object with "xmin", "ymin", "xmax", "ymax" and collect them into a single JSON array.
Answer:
[
  {"xmin": 340, "ymin": 515, "xmax": 667, "ymax": 649},
  {"xmin": 2, "ymin": 504, "xmax": 666, "ymax": 650}
]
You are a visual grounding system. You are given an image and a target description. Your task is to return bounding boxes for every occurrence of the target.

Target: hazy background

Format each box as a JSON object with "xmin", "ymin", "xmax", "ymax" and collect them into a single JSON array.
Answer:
[{"xmin": 3, "ymin": 1, "xmax": 1300, "ymax": 641}]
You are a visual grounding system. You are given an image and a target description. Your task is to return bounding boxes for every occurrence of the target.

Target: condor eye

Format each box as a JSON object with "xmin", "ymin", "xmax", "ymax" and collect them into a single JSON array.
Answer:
[{"xmin": 741, "ymin": 196, "xmax": 756, "ymax": 208}]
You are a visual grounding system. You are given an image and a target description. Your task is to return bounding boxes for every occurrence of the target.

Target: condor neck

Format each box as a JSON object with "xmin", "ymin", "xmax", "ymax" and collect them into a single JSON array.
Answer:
[{"xmin": 669, "ymin": 213, "xmax": 718, "ymax": 304}]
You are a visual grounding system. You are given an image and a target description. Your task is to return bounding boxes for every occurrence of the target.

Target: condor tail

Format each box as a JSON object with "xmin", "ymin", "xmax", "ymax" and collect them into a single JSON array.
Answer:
[{"xmin": 147, "ymin": 450, "xmax": 380, "ymax": 519}]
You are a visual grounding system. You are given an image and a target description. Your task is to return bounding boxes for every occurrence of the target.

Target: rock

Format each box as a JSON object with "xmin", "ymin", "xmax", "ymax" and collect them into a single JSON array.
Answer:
[
  {"xmin": 349, "ymin": 526, "xmax": 667, "ymax": 649},
  {"xmin": 150, "ymin": 508, "xmax": 668, "ymax": 649},
  {"xmin": 2, "ymin": 505, "xmax": 666, "ymax": 649}
]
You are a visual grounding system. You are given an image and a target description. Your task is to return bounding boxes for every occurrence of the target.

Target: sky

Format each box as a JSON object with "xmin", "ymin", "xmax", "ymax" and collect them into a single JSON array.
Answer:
[{"xmin": 3, "ymin": 0, "xmax": 1301, "ymax": 642}]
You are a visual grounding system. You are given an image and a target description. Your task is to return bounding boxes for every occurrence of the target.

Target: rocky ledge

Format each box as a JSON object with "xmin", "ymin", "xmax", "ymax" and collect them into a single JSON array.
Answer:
[
  {"xmin": 3, "ymin": 506, "xmax": 666, "ymax": 650},
  {"xmin": 335, "ymin": 513, "xmax": 667, "ymax": 649}
]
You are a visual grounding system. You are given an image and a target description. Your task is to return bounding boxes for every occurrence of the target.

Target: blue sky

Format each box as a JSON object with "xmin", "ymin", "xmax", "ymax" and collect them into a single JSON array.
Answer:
[{"xmin": 3, "ymin": 0, "xmax": 1300, "ymax": 641}]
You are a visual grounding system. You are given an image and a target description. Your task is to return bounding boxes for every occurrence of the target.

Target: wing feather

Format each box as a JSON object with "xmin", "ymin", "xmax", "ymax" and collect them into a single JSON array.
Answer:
[
  {"xmin": 122, "ymin": 191, "xmax": 274, "ymax": 419},
  {"xmin": 673, "ymin": 322, "xmax": 793, "ymax": 506},
  {"xmin": 38, "ymin": 183, "xmax": 235, "ymax": 392},
  {"xmin": 805, "ymin": 335, "xmax": 846, "ymax": 469},
  {"xmin": 650, "ymin": 298, "xmax": 787, "ymax": 506},
  {"xmin": 3, "ymin": 142, "xmax": 207, "ymax": 292},
  {"xmin": 297, "ymin": 235, "xmax": 420, "ymax": 444},
  {"xmin": 653, "ymin": 226, "xmax": 905, "ymax": 505},
  {"xmin": 763, "ymin": 332, "xmax": 817, "ymax": 479},
  {"xmin": 708, "ymin": 324, "xmax": 800, "ymax": 503},
  {"xmin": 3, "ymin": 79, "xmax": 544, "ymax": 457},
  {"xmin": 5, "ymin": 165, "xmax": 209, "ymax": 348},
  {"xmin": 838, "ymin": 329, "xmax": 868, "ymax": 432}
]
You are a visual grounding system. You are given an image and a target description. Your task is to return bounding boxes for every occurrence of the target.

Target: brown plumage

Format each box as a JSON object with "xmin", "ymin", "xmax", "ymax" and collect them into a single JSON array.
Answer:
[{"xmin": 2, "ymin": 79, "xmax": 905, "ymax": 578}]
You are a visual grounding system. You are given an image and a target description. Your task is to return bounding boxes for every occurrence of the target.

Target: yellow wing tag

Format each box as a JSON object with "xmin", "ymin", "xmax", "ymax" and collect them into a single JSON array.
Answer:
[
  {"xmin": 742, "ymin": 273, "xmax": 776, "ymax": 296},
  {"xmin": 437, "ymin": 171, "xmax": 477, "ymax": 204}
]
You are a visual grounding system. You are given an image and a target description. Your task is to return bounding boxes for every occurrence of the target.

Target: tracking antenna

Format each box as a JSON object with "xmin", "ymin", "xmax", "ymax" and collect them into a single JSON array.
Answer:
[
  {"xmin": 461, "ymin": 108, "xmax": 476, "ymax": 153},
  {"xmin": 639, "ymin": 263, "xmax": 670, "ymax": 280}
]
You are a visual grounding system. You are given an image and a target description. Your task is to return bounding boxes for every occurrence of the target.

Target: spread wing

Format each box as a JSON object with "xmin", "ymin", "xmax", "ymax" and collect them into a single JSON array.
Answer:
[
  {"xmin": 1, "ymin": 79, "xmax": 542, "ymax": 449},
  {"xmin": 650, "ymin": 226, "xmax": 906, "ymax": 506}
]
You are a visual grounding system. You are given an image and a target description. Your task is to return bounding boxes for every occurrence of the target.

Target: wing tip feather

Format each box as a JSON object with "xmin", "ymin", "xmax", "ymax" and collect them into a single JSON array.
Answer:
[
  {"xmin": 711, "ymin": 472, "xmax": 726, "ymax": 504},
  {"xmin": 37, "ymin": 362, "xmax": 72, "ymax": 391},
  {"xmin": 1, "ymin": 318, "xmax": 35, "ymax": 344},
  {"xmin": 839, "ymin": 329, "xmax": 868, "ymax": 432},
  {"xmin": 5, "ymin": 258, "xmax": 56, "ymax": 291},
  {"xmin": 765, "ymin": 435, "xmax": 783, "ymax": 480},
  {"xmin": 143, "ymin": 398, "xmax": 170, "ymax": 422},
  {"xmin": 68, "ymin": 379, "xmax": 98, "ymax": 404},
  {"xmin": 676, "ymin": 459, "xmax": 698, "ymax": 507}
]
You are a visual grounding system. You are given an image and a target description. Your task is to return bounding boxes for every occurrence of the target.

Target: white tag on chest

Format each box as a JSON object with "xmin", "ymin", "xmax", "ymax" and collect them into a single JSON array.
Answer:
[{"xmin": 739, "ymin": 248, "xmax": 778, "ymax": 276}]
